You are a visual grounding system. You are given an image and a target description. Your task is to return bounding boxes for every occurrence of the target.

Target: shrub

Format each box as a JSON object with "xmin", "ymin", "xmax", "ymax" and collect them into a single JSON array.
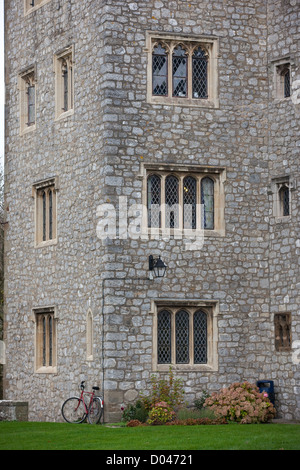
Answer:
[
  {"xmin": 141, "ymin": 366, "xmax": 185, "ymax": 411},
  {"xmin": 121, "ymin": 400, "xmax": 148, "ymax": 423},
  {"xmin": 147, "ymin": 401, "xmax": 176, "ymax": 425},
  {"xmin": 204, "ymin": 381, "xmax": 276, "ymax": 424},
  {"xmin": 194, "ymin": 390, "xmax": 210, "ymax": 411}
]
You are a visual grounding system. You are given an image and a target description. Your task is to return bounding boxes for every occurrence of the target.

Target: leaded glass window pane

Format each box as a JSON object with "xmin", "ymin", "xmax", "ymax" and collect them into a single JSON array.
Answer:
[
  {"xmin": 158, "ymin": 310, "xmax": 171, "ymax": 364},
  {"xmin": 147, "ymin": 175, "xmax": 161, "ymax": 228},
  {"xmin": 172, "ymin": 46, "xmax": 187, "ymax": 97},
  {"xmin": 183, "ymin": 176, "xmax": 197, "ymax": 229},
  {"xmin": 49, "ymin": 189, "xmax": 53, "ymax": 240},
  {"xmin": 152, "ymin": 44, "xmax": 168, "ymax": 96},
  {"xmin": 27, "ymin": 85, "xmax": 35, "ymax": 125},
  {"xmin": 279, "ymin": 185, "xmax": 290, "ymax": 216},
  {"xmin": 284, "ymin": 69, "xmax": 290, "ymax": 98},
  {"xmin": 63, "ymin": 62, "xmax": 68, "ymax": 111},
  {"xmin": 42, "ymin": 191, "xmax": 47, "ymax": 242},
  {"xmin": 165, "ymin": 175, "xmax": 179, "ymax": 228},
  {"xmin": 201, "ymin": 177, "xmax": 214, "ymax": 230},
  {"xmin": 192, "ymin": 47, "xmax": 208, "ymax": 99},
  {"xmin": 176, "ymin": 310, "xmax": 189, "ymax": 364},
  {"xmin": 194, "ymin": 310, "xmax": 207, "ymax": 364}
]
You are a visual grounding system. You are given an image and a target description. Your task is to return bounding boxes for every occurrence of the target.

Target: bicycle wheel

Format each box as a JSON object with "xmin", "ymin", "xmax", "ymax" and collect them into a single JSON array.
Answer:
[
  {"xmin": 87, "ymin": 397, "xmax": 103, "ymax": 424},
  {"xmin": 61, "ymin": 397, "xmax": 87, "ymax": 424}
]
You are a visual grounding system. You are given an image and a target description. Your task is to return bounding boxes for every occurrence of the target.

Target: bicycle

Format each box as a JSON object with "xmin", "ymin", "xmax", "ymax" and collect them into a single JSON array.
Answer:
[{"xmin": 61, "ymin": 381, "xmax": 104, "ymax": 424}]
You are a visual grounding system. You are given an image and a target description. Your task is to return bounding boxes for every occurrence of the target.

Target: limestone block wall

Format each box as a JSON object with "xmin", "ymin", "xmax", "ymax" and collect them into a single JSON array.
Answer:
[{"xmin": 3, "ymin": 0, "xmax": 299, "ymax": 423}]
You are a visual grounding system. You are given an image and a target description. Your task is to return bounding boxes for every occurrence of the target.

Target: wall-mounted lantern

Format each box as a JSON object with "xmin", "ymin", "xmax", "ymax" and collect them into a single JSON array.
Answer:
[{"xmin": 149, "ymin": 255, "xmax": 167, "ymax": 279}]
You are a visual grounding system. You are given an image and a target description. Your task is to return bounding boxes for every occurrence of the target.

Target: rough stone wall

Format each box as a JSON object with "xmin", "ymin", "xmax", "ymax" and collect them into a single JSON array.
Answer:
[{"xmin": 3, "ymin": 0, "xmax": 300, "ymax": 423}]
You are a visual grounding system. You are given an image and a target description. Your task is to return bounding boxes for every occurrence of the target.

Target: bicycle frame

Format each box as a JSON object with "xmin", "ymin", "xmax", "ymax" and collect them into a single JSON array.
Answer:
[{"xmin": 77, "ymin": 382, "xmax": 103, "ymax": 414}]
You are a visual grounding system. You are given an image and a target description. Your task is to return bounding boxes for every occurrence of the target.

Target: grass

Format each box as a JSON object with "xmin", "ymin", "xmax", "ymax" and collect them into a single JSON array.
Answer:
[{"xmin": 0, "ymin": 421, "xmax": 300, "ymax": 450}]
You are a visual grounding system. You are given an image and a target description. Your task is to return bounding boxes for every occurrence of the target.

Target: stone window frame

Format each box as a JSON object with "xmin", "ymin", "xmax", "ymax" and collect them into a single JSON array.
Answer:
[
  {"xmin": 270, "ymin": 176, "xmax": 295, "ymax": 222},
  {"xmin": 18, "ymin": 65, "xmax": 36, "ymax": 135},
  {"xmin": 150, "ymin": 299, "xmax": 219, "ymax": 372},
  {"xmin": 33, "ymin": 306, "xmax": 57, "ymax": 374},
  {"xmin": 272, "ymin": 57, "xmax": 293, "ymax": 101},
  {"xmin": 274, "ymin": 313, "xmax": 292, "ymax": 352},
  {"xmin": 24, "ymin": 0, "xmax": 51, "ymax": 16},
  {"xmin": 146, "ymin": 32, "xmax": 219, "ymax": 108},
  {"xmin": 141, "ymin": 163, "xmax": 226, "ymax": 237},
  {"xmin": 86, "ymin": 309, "xmax": 94, "ymax": 361},
  {"xmin": 32, "ymin": 176, "xmax": 59, "ymax": 248},
  {"xmin": 54, "ymin": 45, "xmax": 74, "ymax": 121}
]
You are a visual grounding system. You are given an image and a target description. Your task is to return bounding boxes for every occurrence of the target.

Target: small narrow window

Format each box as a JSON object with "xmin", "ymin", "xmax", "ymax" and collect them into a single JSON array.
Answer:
[
  {"xmin": 279, "ymin": 184, "xmax": 290, "ymax": 216},
  {"xmin": 152, "ymin": 44, "xmax": 168, "ymax": 96},
  {"xmin": 201, "ymin": 177, "xmax": 214, "ymax": 230},
  {"xmin": 35, "ymin": 309, "xmax": 57, "ymax": 371},
  {"xmin": 86, "ymin": 310, "xmax": 93, "ymax": 361},
  {"xmin": 274, "ymin": 62, "xmax": 291, "ymax": 100},
  {"xmin": 19, "ymin": 67, "xmax": 36, "ymax": 133},
  {"xmin": 172, "ymin": 45, "xmax": 188, "ymax": 98},
  {"xmin": 33, "ymin": 178, "xmax": 58, "ymax": 247},
  {"xmin": 55, "ymin": 46, "xmax": 74, "ymax": 119},
  {"xmin": 283, "ymin": 69, "xmax": 291, "ymax": 98},
  {"xmin": 275, "ymin": 314, "xmax": 291, "ymax": 351}
]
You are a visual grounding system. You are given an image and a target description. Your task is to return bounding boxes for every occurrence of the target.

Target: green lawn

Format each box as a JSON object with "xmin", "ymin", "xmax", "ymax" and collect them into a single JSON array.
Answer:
[{"xmin": 0, "ymin": 421, "xmax": 300, "ymax": 450}]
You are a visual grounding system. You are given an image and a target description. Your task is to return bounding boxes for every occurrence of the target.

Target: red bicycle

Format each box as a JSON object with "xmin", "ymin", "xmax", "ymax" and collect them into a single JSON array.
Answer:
[{"xmin": 61, "ymin": 381, "xmax": 103, "ymax": 424}]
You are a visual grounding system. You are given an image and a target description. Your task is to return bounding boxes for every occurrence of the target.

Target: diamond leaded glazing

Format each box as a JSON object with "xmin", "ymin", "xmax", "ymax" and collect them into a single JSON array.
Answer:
[
  {"xmin": 192, "ymin": 47, "xmax": 208, "ymax": 99},
  {"xmin": 152, "ymin": 44, "xmax": 168, "ymax": 96},
  {"xmin": 165, "ymin": 175, "xmax": 179, "ymax": 228},
  {"xmin": 176, "ymin": 310, "xmax": 189, "ymax": 364},
  {"xmin": 157, "ymin": 310, "xmax": 171, "ymax": 364},
  {"xmin": 194, "ymin": 310, "xmax": 207, "ymax": 364},
  {"xmin": 172, "ymin": 46, "xmax": 187, "ymax": 97}
]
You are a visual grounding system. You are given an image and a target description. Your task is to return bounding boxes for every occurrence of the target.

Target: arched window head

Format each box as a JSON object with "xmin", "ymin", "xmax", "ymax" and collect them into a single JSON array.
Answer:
[{"xmin": 279, "ymin": 184, "xmax": 290, "ymax": 217}]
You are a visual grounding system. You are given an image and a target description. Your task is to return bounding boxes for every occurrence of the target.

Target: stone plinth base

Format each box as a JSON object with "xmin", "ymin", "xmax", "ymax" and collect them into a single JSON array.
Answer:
[{"xmin": 0, "ymin": 401, "xmax": 28, "ymax": 421}]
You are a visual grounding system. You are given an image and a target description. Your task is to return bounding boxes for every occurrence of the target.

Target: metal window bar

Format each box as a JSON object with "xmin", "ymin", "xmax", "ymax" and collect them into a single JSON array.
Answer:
[
  {"xmin": 201, "ymin": 177, "xmax": 214, "ymax": 230},
  {"xmin": 152, "ymin": 44, "xmax": 168, "ymax": 96},
  {"xmin": 192, "ymin": 47, "xmax": 208, "ymax": 99},
  {"xmin": 157, "ymin": 310, "xmax": 171, "ymax": 364},
  {"xmin": 172, "ymin": 46, "xmax": 188, "ymax": 97}
]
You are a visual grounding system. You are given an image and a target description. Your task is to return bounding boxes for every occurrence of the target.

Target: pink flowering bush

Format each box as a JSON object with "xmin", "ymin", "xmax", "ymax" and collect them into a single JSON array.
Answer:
[
  {"xmin": 204, "ymin": 382, "xmax": 276, "ymax": 424},
  {"xmin": 147, "ymin": 401, "xmax": 176, "ymax": 425}
]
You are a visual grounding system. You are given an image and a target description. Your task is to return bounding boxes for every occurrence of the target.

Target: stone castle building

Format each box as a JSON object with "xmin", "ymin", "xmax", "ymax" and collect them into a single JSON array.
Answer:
[{"xmin": 3, "ymin": 0, "xmax": 300, "ymax": 422}]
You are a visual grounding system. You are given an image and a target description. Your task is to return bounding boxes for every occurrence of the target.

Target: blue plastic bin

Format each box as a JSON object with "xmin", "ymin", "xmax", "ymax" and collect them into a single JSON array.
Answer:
[{"xmin": 256, "ymin": 380, "xmax": 275, "ymax": 405}]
